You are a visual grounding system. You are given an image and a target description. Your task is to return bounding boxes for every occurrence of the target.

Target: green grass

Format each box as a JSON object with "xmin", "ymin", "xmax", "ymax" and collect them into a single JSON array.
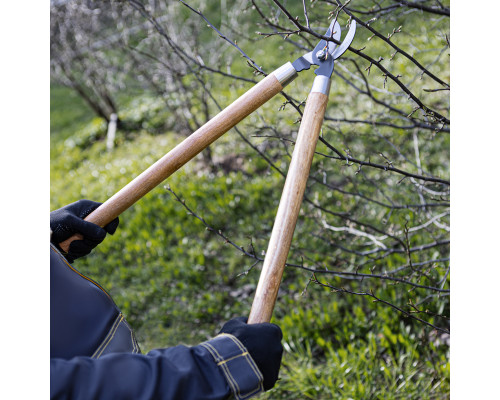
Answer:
[
  {"xmin": 50, "ymin": 1, "xmax": 449, "ymax": 396},
  {"xmin": 50, "ymin": 84, "xmax": 94, "ymax": 142},
  {"xmin": 50, "ymin": 87, "xmax": 449, "ymax": 398}
]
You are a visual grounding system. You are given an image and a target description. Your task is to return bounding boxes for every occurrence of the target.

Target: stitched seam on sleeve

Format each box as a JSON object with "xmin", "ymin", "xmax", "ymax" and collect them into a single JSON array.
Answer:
[
  {"xmin": 201, "ymin": 342, "xmax": 240, "ymax": 397},
  {"xmin": 50, "ymin": 245, "xmax": 113, "ymax": 301},
  {"xmin": 202, "ymin": 335, "xmax": 264, "ymax": 399},
  {"xmin": 130, "ymin": 330, "xmax": 137, "ymax": 354},
  {"xmin": 91, "ymin": 314, "xmax": 124, "ymax": 359},
  {"xmin": 200, "ymin": 342, "xmax": 221, "ymax": 362},
  {"xmin": 122, "ymin": 318, "xmax": 140, "ymax": 354},
  {"xmin": 131, "ymin": 331, "xmax": 139, "ymax": 353},
  {"xmin": 202, "ymin": 342, "xmax": 241, "ymax": 395},
  {"xmin": 217, "ymin": 357, "xmax": 242, "ymax": 398},
  {"xmin": 91, "ymin": 315, "xmax": 121, "ymax": 358},
  {"xmin": 217, "ymin": 352, "xmax": 249, "ymax": 365},
  {"xmin": 218, "ymin": 334, "xmax": 264, "ymax": 383},
  {"xmin": 220, "ymin": 335, "xmax": 264, "ymax": 397}
]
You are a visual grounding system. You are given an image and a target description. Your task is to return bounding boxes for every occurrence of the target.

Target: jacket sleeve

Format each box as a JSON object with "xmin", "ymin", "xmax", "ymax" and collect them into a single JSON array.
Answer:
[{"xmin": 51, "ymin": 334, "xmax": 264, "ymax": 400}]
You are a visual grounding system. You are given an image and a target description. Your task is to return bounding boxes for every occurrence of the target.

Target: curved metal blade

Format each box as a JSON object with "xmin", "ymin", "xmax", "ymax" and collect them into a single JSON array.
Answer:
[
  {"xmin": 292, "ymin": 19, "xmax": 341, "ymax": 73},
  {"xmin": 311, "ymin": 21, "xmax": 341, "ymax": 64},
  {"xmin": 313, "ymin": 20, "xmax": 340, "ymax": 77},
  {"xmin": 331, "ymin": 20, "xmax": 357, "ymax": 60},
  {"xmin": 319, "ymin": 20, "xmax": 342, "ymax": 57}
]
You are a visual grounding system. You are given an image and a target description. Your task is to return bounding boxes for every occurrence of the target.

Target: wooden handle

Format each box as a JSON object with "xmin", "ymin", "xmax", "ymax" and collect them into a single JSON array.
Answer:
[
  {"xmin": 59, "ymin": 68, "xmax": 293, "ymax": 253},
  {"xmin": 248, "ymin": 87, "xmax": 330, "ymax": 324}
]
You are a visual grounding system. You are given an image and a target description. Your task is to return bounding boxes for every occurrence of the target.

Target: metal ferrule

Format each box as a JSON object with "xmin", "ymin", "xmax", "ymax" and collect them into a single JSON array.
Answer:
[
  {"xmin": 310, "ymin": 75, "xmax": 331, "ymax": 96},
  {"xmin": 273, "ymin": 62, "xmax": 298, "ymax": 88}
]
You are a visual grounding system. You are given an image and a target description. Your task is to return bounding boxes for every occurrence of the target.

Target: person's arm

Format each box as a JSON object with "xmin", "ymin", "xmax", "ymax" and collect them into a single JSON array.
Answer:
[
  {"xmin": 50, "ymin": 201, "xmax": 283, "ymax": 398},
  {"xmin": 50, "ymin": 200, "xmax": 119, "ymax": 262},
  {"xmin": 51, "ymin": 321, "xmax": 282, "ymax": 400}
]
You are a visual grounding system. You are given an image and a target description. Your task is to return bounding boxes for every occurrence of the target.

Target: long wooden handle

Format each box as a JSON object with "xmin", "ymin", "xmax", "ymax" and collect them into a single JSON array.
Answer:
[
  {"xmin": 59, "ymin": 63, "xmax": 298, "ymax": 253},
  {"xmin": 248, "ymin": 76, "xmax": 331, "ymax": 324}
]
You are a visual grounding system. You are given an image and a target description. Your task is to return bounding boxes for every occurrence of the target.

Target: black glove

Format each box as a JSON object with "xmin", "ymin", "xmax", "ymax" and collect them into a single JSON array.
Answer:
[
  {"xmin": 219, "ymin": 316, "xmax": 283, "ymax": 391},
  {"xmin": 50, "ymin": 200, "xmax": 119, "ymax": 263}
]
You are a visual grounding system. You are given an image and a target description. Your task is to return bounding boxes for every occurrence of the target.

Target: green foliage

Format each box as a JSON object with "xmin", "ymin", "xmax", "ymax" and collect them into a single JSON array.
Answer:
[
  {"xmin": 51, "ymin": 0, "xmax": 449, "ymax": 397},
  {"xmin": 51, "ymin": 97, "xmax": 281, "ymax": 348},
  {"xmin": 50, "ymin": 84, "xmax": 94, "ymax": 142},
  {"xmin": 263, "ymin": 297, "xmax": 449, "ymax": 399},
  {"xmin": 51, "ymin": 90, "xmax": 449, "ymax": 397}
]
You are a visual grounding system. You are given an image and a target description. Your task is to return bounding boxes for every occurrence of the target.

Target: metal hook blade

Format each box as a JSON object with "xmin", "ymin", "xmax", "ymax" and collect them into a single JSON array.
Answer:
[
  {"xmin": 331, "ymin": 20, "xmax": 357, "ymax": 60},
  {"xmin": 292, "ymin": 19, "xmax": 341, "ymax": 73}
]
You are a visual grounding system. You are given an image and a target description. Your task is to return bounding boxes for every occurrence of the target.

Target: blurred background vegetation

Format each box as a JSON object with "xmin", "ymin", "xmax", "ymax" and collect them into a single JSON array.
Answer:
[{"xmin": 51, "ymin": 0, "xmax": 449, "ymax": 398}]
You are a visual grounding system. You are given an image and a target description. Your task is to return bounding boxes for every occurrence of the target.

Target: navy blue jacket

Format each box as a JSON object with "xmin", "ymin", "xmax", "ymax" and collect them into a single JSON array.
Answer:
[{"xmin": 50, "ymin": 245, "xmax": 264, "ymax": 399}]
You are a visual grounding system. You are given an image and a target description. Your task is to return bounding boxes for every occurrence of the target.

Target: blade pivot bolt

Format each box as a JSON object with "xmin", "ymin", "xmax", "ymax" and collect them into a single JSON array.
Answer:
[{"xmin": 316, "ymin": 49, "xmax": 328, "ymax": 61}]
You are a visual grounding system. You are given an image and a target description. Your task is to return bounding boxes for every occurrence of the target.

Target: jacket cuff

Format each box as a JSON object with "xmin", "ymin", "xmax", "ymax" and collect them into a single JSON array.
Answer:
[{"xmin": 200, "ymin": 333, "xmax": 264, "ymax": 400}]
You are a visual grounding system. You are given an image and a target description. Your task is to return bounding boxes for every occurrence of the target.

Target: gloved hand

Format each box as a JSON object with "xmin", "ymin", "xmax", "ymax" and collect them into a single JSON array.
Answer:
[
  {"xmin": 219, "ymin": 317, "xmax": 283, "ymax": 391},
  {"xmin": 50, "ymin": 200, "xmax": 119, "ymax": 263}
]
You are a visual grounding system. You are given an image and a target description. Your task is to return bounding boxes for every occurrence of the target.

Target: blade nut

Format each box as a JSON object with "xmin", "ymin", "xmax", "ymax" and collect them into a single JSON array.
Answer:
[{"xmin": 316, "ymin": 49, "xmax": 328, "ymax": 61}]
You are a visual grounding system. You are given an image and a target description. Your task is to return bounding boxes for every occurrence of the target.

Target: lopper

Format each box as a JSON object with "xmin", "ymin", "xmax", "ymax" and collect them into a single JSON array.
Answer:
[{"xmin": 59, "ymin": 18, "xmax": 357, "ymax": 324}]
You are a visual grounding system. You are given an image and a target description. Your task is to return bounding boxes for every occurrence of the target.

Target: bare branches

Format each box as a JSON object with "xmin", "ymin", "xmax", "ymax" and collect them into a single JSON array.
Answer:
[
  {"xmin": 51, "ymin": 0, "xmax": 449, "ymax": 334},
  {"xmin": 316, "ymin": 138, "xmax": 450, "ymax": 185},
  {"xmin": 167, "ymin": 1, "xmax": 450, "ymax": 332},
  {"xmin": 166, "ymin": 185, "xmax": 449, "ymax": 334},
  {"xmin": 257, "ymin": 0, "xmax": 449, "ymax": 125},
  {"xmin": 396, "ymin": 0, "xmax": 450, "ymax": 17},
  {"xmin": 178, "ymin": 0, "xmax": 265, "ymax": 75},
  {"xmin": 166, "ymin": 185, "xmax": 261, "ymax": 261},
  {"xmin": 335, "ymin": 0, "xmax": 449, "ymax": 88},
  {"xmin": 310, "ymin": 278, "xmax": 449, "ymax": 333}
]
